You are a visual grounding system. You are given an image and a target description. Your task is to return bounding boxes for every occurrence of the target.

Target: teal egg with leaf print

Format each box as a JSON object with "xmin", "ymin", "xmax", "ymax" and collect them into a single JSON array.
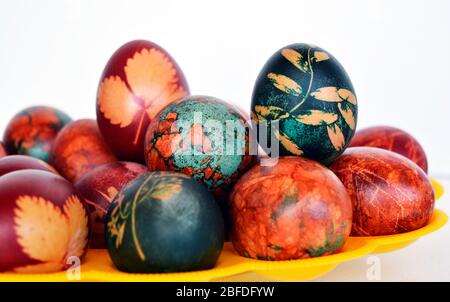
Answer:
[
  {"xmin": 251, "ymin": 43, "xmax": 358, "ymax": 165},
  {"xmin": 105, "ymin": 171, "xmax": 224, "ymax": 273}
]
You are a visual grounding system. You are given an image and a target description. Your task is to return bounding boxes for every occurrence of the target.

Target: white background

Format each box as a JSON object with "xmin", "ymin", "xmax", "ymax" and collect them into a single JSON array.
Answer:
[{"xmin": 0, "ymin": 0, "xmax": 449, "ymax": 281}]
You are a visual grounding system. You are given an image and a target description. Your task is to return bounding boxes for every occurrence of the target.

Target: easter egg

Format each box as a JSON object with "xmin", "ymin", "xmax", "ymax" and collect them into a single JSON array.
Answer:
[
  {"xmin": 330, "ymin": 147, "xmax": 434, "ymax": 236},
  {"xmin": 251, "ymin": 43, "xmax": 357, "ymax": 165},
  {"xmin": 349, "ymin": 126, "xmax": 428, "ymax": 173},
  {"xmin": 0, "ymin": 155, "xmax": 58, "ymax": 177},
  {"xmin": 230, "ymin": 157, "xmax": 352, "ymax": 260},
  {"xmin": 97, "ymin": 40, "xmax": 190, "ymax": 162},
  {"xmin": 3, "ymin": 106, "xmax": 72, "ymax": 163},
  {"xmin": 74, "ymin": 161, "xmax": 148, "ymax": 248},
  {"xmin": 145, "ymin": 95, "xmax": 255, "ymax": 201},
  {"xmin": 105, "ymin": 172, "xmax": 224, "ymax": 273},
  {"xmin": 0, "ymin": 170, "xmax": 90, "ymax": 273},
  {"xmin": 0, "ymin": 142, "xmax": 7, "ymax": 158},
  {"xmin": 51, "ymin": 119, "xmax": 117, "ymax": 182}
]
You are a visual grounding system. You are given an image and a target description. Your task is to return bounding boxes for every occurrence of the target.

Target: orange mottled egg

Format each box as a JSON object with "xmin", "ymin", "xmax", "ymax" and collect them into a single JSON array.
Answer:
[
  {"xmin": 74, "ymin": 162, "xmax": 148, "ymax": 248},
  {"xmin": 51, "ymin": 119, "xmax": 117, "ymax": 182},
  {"xmin": 97, "ymin": 40, "xmax": 190, "ymax": 162},
  {"xmin": 0, "ymin": 142, "xmax": 7, "ymax": 158},
  {"xmin": 349, "ymin": 126, "xmax": 428, "ymax": 173},
  {"xmin": 0, "ymin": 170, "xmax": 90, "ymax": 273},
  {"xmin": 230, "ymin": 157, "xmax": 352, "ymax": 260},
  {"xmin": 330, "ymin": 147, "xmax": 434, "ymax": 236}
]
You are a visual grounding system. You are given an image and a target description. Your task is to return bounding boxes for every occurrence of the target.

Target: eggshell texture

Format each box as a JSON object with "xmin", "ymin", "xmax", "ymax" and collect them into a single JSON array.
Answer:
[
  {"xmin": 97, "ymin": 40, "xmax": 190, "ymax": 162},
  {"xmin": 251, "ymin": 43, "xmax": 357, "ymax": 165},
  {"xmin": 230, "ymin": 157, "xmax": 352, "ymax": 260},
  {"xmin": 145, "ymin": 95, "xmax": 255, "ymax": 202},
  {"xmin": 105, "ymin": 172, "xmax": 224, "ymax": 273},
  {"xmin": 74, "ymin": 161, "xmax": 148, "ymax": 248},
  {"xmin": 51, "ymin": 119, "xmax": 117, "ymax": 182},
  {"xmin": 0, "ymin": 155, "xmax": 58, "ymax": 177},
  {"xmin": 0, "ymin": 170, "xmax": 90, "ymax": 273},
  {"xmin": 3, "ymin": 106, "xmax": 72, "ymax": 163},
  {"xmin": 330, "ymin": 147, "xmax": 434, "ymax": 236},
  {"xmin": 349, "ymin": 126, "xmax": 428, "ymax": 173},
  {"xmin": 0, "ymin": 142, "xmax": 7, "ymax": 158}
]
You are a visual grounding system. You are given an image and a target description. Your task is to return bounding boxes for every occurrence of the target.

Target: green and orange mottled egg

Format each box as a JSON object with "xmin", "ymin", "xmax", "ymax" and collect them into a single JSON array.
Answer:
[
  {"xmin": 251, "ymin": 43, "xmax": 358, "ymax": 165},
  {"xmin": 3, "ymin": 106, "xmax": 72, "ymax": 163},
  {"xmin": 145, "ymin": 95, "xmax": 255, "ymax": 201}
]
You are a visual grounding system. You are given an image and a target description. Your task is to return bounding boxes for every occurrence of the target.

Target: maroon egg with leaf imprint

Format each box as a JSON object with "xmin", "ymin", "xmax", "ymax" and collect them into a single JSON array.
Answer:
[
  {"xmin": 230, "ymin": 157, "xmax": 352, "ymax": 260},
  {"xmin": 0, "ymin": 155, "xmax": 58, "ymax": 177},
  {"xmin": 0, "ymin": 169, "xmax": 90, "ymax": 273},
  {"xmin": 97, "ymin": 40, "xmax": 190, "ymax": 162},
  {"xmin": 349, "ymin": 126, "xmax": 428, "ymax": 173},
  {"xmin": 0, "ymin": 142, "xmax": 7, "ymax": 158},
  {"xmin": 330, "ymin": 147, "xmax": 434, "ymax": 236},
  {"xmin": 51, "ymin": 119, "xmax": 117, "ymax": 182},
  {"xmin": 74, "ymin": 161, "xmax": 148, "ymax": 248}
]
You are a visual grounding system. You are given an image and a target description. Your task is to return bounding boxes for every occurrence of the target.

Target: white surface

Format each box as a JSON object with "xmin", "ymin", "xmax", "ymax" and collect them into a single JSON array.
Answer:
[{"xmin": 0, "ymin": 0, "xmax": 449, "ymax": 281}]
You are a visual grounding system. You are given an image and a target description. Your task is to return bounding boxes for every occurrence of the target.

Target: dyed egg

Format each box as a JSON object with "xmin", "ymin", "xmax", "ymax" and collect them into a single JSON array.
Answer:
[
  {"xmin": 97, "ymin": 40, "xmax": 190, "ymax": 162},
  {"xmin": 330, "ymin": 147, "xmax": 434, "ymax": 236},
  {"xmin": 349, "ymin": 126, "xmax": 428, "ymax": 173},
  {"xmin": 145, "ymin": 95, "xmax": 255, "ymax": 201},
  {"xmin": 3, "ymin": 106, "xmax": 72, "ymax": 163},
  {"xmin": 0, "ymin": 142, "xmax": 7, "ymax": 158},
  {"xmin": 251, "ymin": 43, "xmax": 358, "ymax": 165},
  {"xmin": 105, "ymin": 172, "xmax": 224, "ymax": 273},
  {"xmin": 74, "ymin": 161, "xmax": 148, "ymax": 248},
  {"xmin": 0, "ymin": 170, "xmax": 90, "ymax": 273},
  {"xmin": 51, "ymin": 119, "xmax": 117, "ymax": 182},
  {"xmin": 230, "ymin": 157, "xmax": 352, "ymax": 260},
  {"xmin": 0, "ymin": 155, "xmax": 58, "ymax": 177}
]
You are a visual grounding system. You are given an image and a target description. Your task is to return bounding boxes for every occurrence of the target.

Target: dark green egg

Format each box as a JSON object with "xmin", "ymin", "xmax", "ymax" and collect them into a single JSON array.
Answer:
[
  {"xmin": 251, "ymin": 43, "xmax": 358, "ymax": 165},
  {"xmin": 105, "ymin": 171, "xmax": 224, "ymax": 273}
]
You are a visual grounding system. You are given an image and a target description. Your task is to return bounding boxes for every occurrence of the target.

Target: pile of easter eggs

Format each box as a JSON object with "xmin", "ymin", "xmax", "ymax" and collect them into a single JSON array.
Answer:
[{"xmin": 0, "ymin": 40, "xmax": 434, "ymax": 274}]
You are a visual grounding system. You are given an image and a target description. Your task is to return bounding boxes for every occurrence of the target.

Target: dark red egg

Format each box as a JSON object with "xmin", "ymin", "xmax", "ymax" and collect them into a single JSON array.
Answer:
[
  {"xmin": 330, "ymin": 147, "xmax": 434, "ymax": 236},
  {"xmin": 51, "ymin": 119, "xmax": 117, "ymax": 182},
  {"xmin": 3, "ymin": 106, "xmax": 72, "ymax": 163},
  {"xmin": 349, "ymin": 126, "xmax": 428, "ymax": 172},
  {"xmin": 74, "ymin": 161, "xmax": 148, "ymax": 248},
  {"xmin": 0, "ymin": 170, "xmax": 90, "ymax": 273},
  {"xmin": 97, "ymin": 40, "xmax": 190, "ymax": 162},
  {"xmin": 0, "ymin": 142, "xmax": 7, "ymax": 158},
  {"xmin": 0, "ymin": 155, "xmax": 58, "ymax": 177},
  {"xmin": 230, "ymin": 157, "xmax": 352, "ymax": 260}
]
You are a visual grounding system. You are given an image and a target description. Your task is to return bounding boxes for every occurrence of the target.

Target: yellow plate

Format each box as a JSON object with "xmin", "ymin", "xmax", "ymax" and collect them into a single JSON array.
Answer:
[{"xmin": 0, "ymin": 179, "xmax": 446, "ymax": 282}]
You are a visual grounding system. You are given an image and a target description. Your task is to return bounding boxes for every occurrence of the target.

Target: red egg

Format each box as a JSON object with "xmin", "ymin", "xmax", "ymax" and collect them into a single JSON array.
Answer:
[
  {"xmin": 74, "ymin": 161, "xmax": 148, "ymax": 248},
  {"xmin": 51, "ymin": 119, "xmax": 117, "ymax": 182},
  {"xmin": 330, "ymin": 147, "xmax": 434, "ymax": 236},
  {"xmin": 349, "ymin": 126, "xmax": 428, "ymax": 172},
  {"xmin": 0, "ymin": 155, "xmax": 58, "ymax": 177},
  {"xmin": 230, "ymin": 157, "xmax": 352, "ymax": 260},
  {"xmin": 0, "ymin": 142, "xmax": 7, "ymax": 158},
  {"xmin": 0, "ymin": 170, "xmax": 90, "ymax": 273},
  {"xmin": 97, "ymin": 40, "xmax": 190, "ymax": 162}
]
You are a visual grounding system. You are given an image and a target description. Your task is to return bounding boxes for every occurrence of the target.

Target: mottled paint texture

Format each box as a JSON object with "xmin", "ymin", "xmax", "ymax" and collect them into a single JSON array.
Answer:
[
  {"xmin": 105, "ymin": 172, "xmax": 224, "ymax": 273},
  {"xmin": 330, "ymin": 147, "xmax": 434, "ymax": 236},
  {"xmin": 251, "ymin": 43, "xmax": 357, "ymax": 165},
  {"xmin": 51, "ymin": 119, "xmax": 117, "ymax": 182},
  {"xmin": 230, "ymin": 157, "xmax": 352, "ymax": 260},
  {"xmin": 3, "ymin": 106, "xmax": 72, "ymax": 163},
  {"xmin": 145, "ymin": 95, "xmax": 255, "ymax": 201},
  {"xmin": 349, "ymin": 126, "xmax": 428, "ymax": 173}
]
